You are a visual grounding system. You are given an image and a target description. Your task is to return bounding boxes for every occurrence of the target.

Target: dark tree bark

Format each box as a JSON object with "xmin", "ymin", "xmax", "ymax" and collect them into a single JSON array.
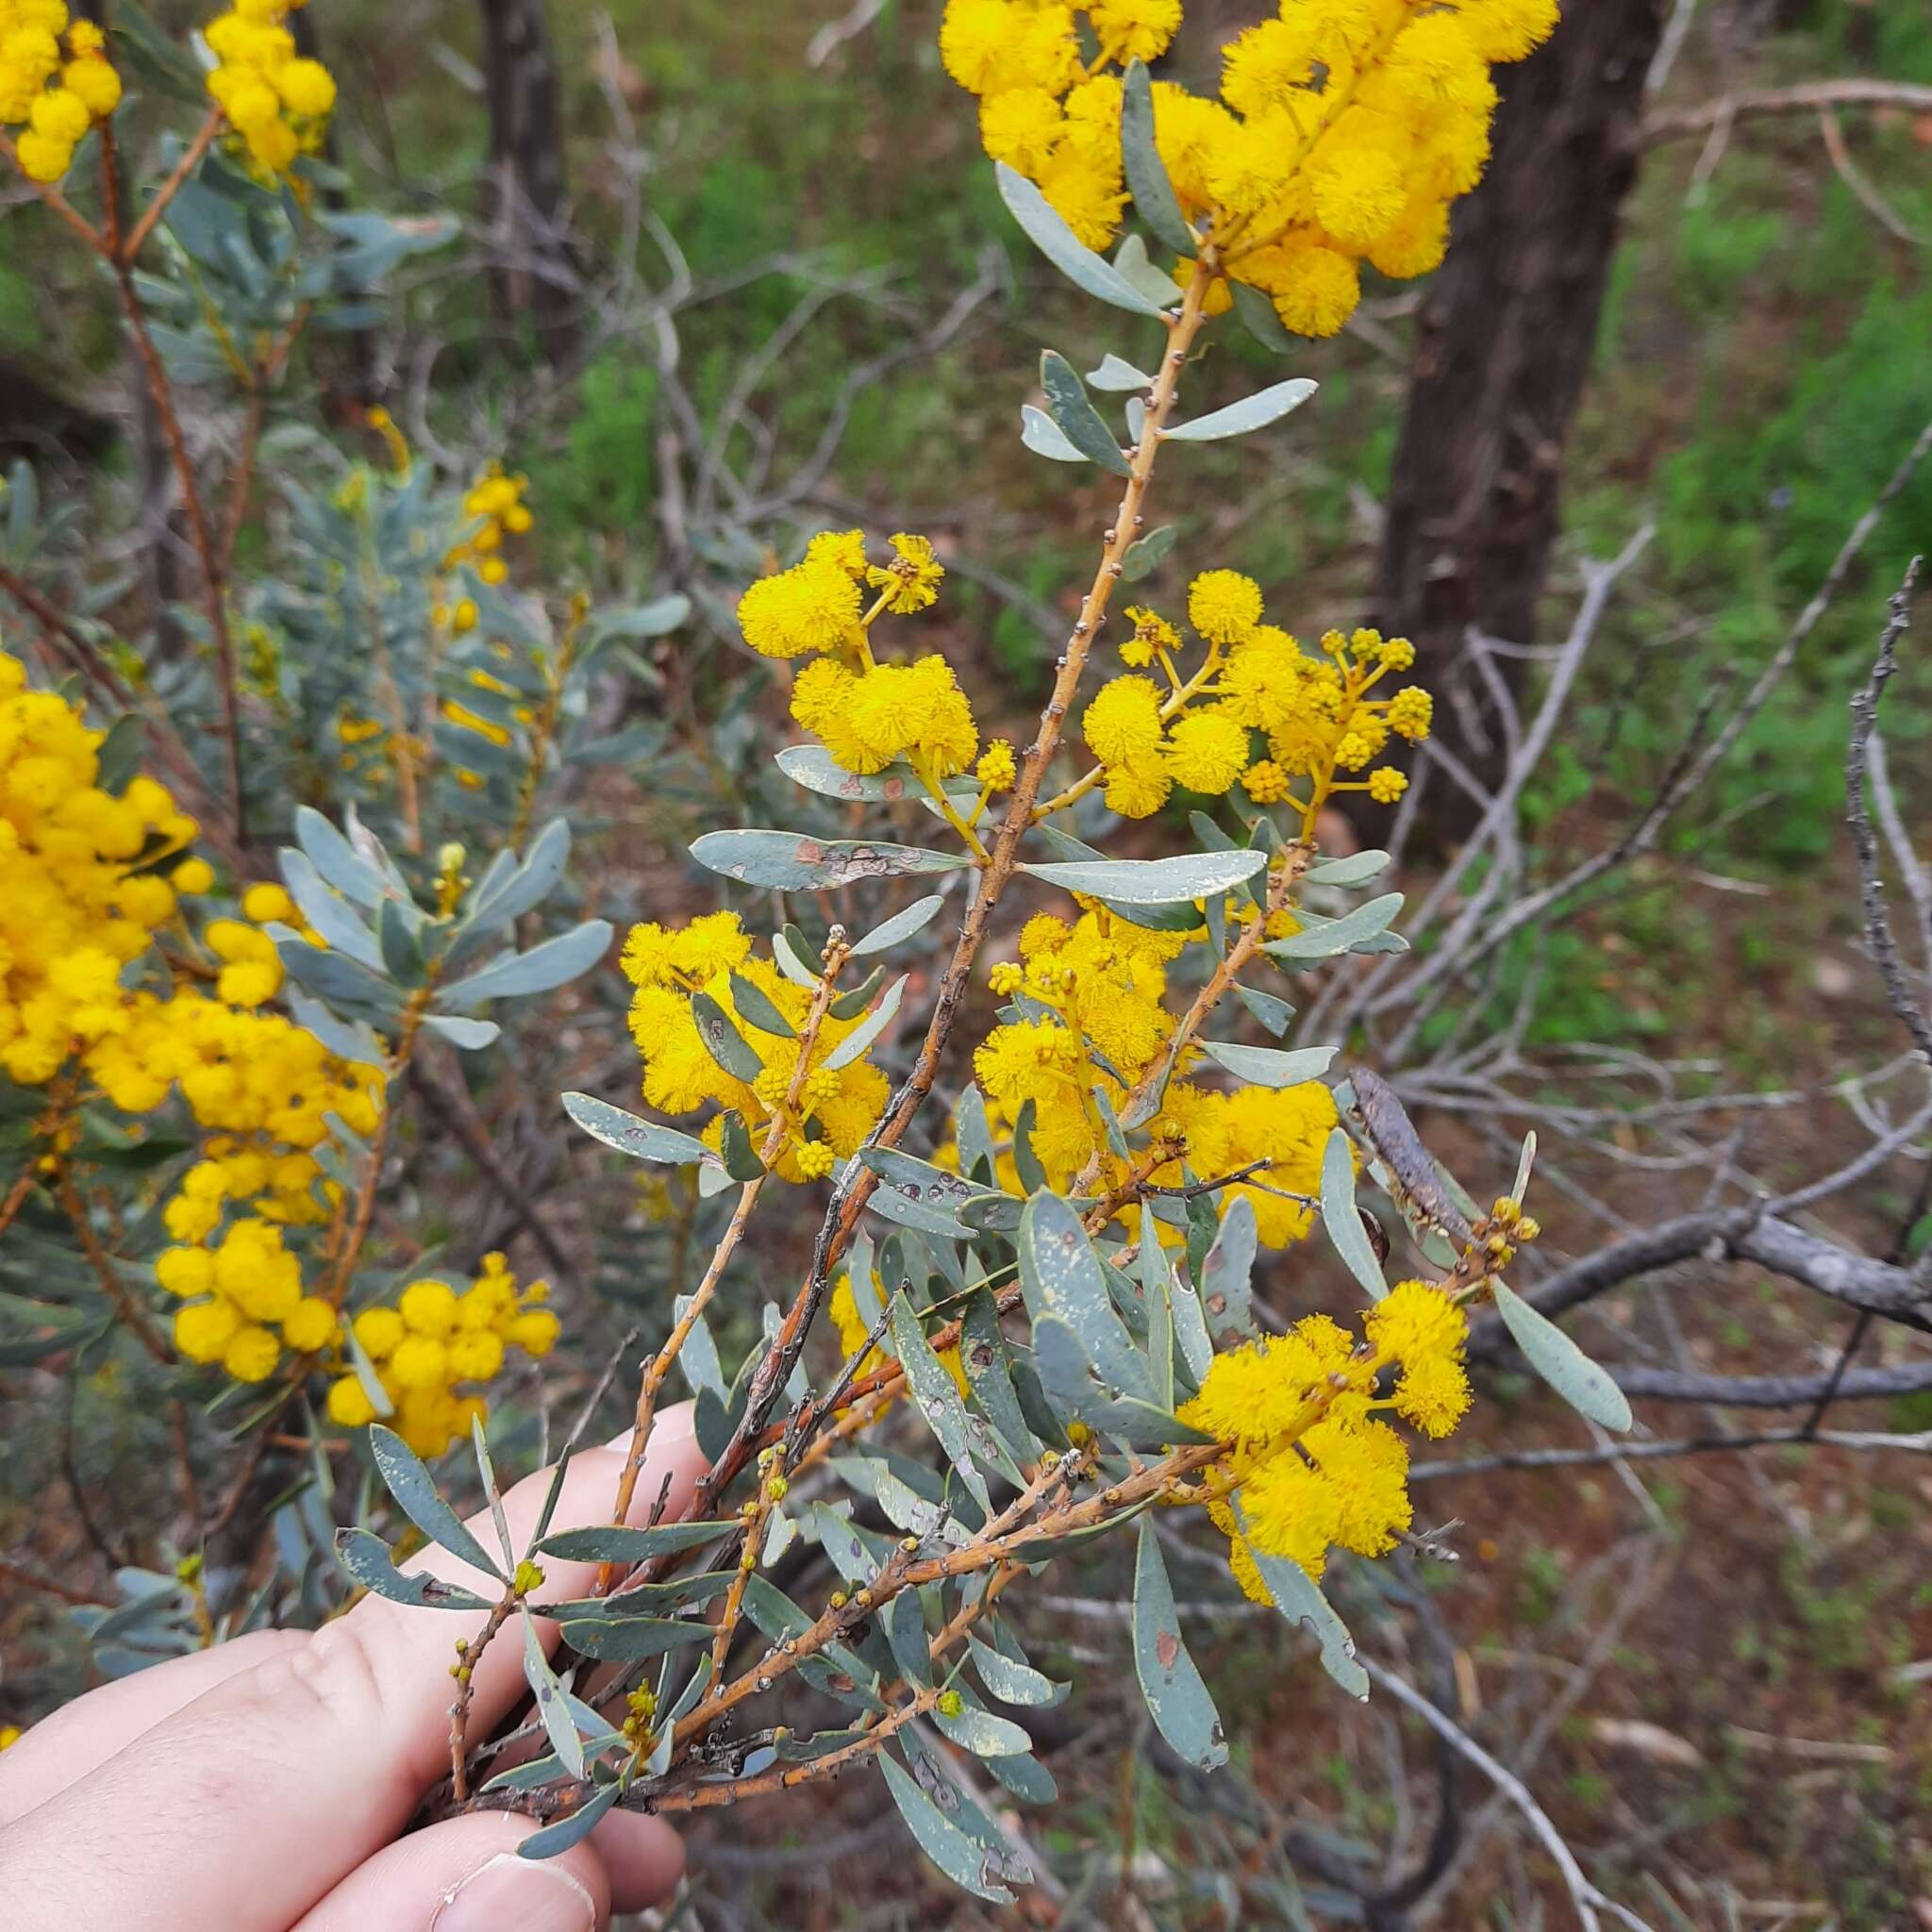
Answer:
[
  {"xmin": 476, "ymin": 0, "xmax": 578, "ymax": 365},
  {"xmin": 1374, "ymin": 0, "xmax": 1666, "ymax": 834}
]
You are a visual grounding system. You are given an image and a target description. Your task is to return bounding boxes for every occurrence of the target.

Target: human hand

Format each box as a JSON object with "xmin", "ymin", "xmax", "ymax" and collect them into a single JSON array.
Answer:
[{"xmin": 0, "ymin": 1407, "xmax": 708, "ymax": 1930}]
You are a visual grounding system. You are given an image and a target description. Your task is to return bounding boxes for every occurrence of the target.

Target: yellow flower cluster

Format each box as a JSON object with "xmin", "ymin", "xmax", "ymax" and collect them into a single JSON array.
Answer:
[
  {"xmin": 204, "ymin": 0, "xmax": 336, "ymax": 178},
  {"xmin": 1179, "ymin": 1280, "xmax": 1471, "ymax": 1596},
  {"xmin": 160, "ymin": 1214, "xmax": 340, "ymax": 1383},
  {"xmin": 621, "ymin": 912, "xmax": 891, "ymax": 1182},
  {"xmin": 1084, "ymin": 572, "xmax": 1428, "ymax": 831},
  {"xmin": 446, "ymin": 463, "xmax": 533, "ymax": 587},
  {"xmin": 941, "ymin": 0, "xmax": 1556, "ymax": 337},
  {"xmin": 738, "ymin": 531, "xmax": 980, "ymax": 782},
  {"xmin": 0, "ymin": 5, "xmax": 118, "ymax": 184},
  {"xmin": 972, "ymin": 904, "xmax": 1337, "ymax": 1242},
  {"xmin": 325, "ymin": 1257, "xmax": 561, "ymax": 1458},
  {"xmin": 0, "ymin": 651, "xmax": 198, "ymax": 1085}
]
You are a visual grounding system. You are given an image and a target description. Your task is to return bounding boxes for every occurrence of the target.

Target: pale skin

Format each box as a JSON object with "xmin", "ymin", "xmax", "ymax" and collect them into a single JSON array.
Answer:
[{"xmin": 0, "ymin": 1407, "xmax": 708, "ymax": 1932}]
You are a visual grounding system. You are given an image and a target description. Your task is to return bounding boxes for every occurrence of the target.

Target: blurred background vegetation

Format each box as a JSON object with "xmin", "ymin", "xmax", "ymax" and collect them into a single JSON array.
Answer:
[{"xmin": 4, "ymin": 1, "xmax": 1930, "ymax": 1924}]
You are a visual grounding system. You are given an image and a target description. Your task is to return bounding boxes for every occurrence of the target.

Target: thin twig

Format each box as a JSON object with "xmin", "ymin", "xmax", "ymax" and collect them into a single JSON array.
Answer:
[{"xmin": 120, "ymin": 108, "xmax": 225, "ymax": 263}]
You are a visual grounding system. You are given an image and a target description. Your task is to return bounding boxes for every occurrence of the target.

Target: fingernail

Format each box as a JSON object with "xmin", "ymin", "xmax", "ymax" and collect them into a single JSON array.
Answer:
[{"xmin": 434, "ymin": 1852, "xmax": 596, "ymax": 1932}]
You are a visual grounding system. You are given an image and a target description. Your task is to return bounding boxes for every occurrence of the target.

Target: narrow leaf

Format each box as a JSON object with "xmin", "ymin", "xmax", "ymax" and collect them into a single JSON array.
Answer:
[
  {"xmin": 332, "ymin": 1528, "xmax": 492, "ymax": 1609},
  {"xmin": 1198, "ymin": 1041, "xmax": 1336, "ymax": 1088},
  {"xmin": 1019, "ymin": 848, "xmax": 1264, "ymax": 904},
  {"xmin": 1320, "ymin": 1130, "xmax": 1387, "ymax": 1303},
  {"xmin": 1164, "ymin": 377, "xmax": 1318, "ymax": 442},
  {"xmin": 1121, "ymin": 58, "xmax": 1194, "ymax": 254},
  {"xmin": 691, "ymin": 829, "xmax": 968, "ymax": 892},
  {"xmin": 1021, "ymin": 403, "xmax": 1090, "ymax": 464},
  {"xmin": 824, "ymin": 974, "xmax": 906, "ymax": 1071},
  {"xmin": 1491, "ymin": 1279, "xmax": 1633, "ymax": 1430},
  {"xmin": 367, "ymin": 1425, "xmax": 504, "ymax": 1578},
  {"xmin": 1132, "ymin": 1516, "xmax": 1228, "ymax": 1769},
  {"xmin": 562, "ymin": 1092, "xmax": 714, "ymax": 1168},
  {"xmin": 691, "ymin": 991, "xmax": 764, "ymax": 1082},
  {"xmin": 852, "ymin": 894, "xmax": 945, "ymax": 957},
  {"xmin": 1041, "ymin": 351, "xmax": 1132, "ymax": 476},
  {"xmin": 995, "ymin": 160, "xmax": 1172, "ymax": 318}
]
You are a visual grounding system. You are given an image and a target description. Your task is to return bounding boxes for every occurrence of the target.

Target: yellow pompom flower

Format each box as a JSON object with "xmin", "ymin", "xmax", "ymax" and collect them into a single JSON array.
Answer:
[
  {"xmin": 978, "ymin": 86, "xmax": 1062, "ymax": 173},
  {"xmin": 174, "ymin": 1297, "xmax": 242, "ymax": 1365},
  {"xmin": 1310, "ymin": 147, "xmax": 1407, "ymax": 250},
  {"xmin": 1088, "ymin": 0, "xmax": 1181, "ymax": 63},
  {"xmin": 1268, "ymin": 243, "xmax": 1361, "ymax": 340},
  {"xmin": 223, "ymin": 1324, "xmax": 282, "ymax": 1383},
  {"xmin": 1081, "ymin": 675, "xmax": 1164, "ymax": 767},
  {"xmin": 1187, "ymin": 571, "xmax": 1263, "ymax": 645},
  {"xmin": 1367, "ymin": 767, "xmax": 1407, "ymax": 804},
  {"xmin": 398, "ymin": 1278, "xmax": 459, "ymax": 1337},
  {"xmin": 326, "ymin": 1374, "xmax": 378, "ymax": 1427},
  {"xmin": 281, "ymin": 1297, "xmax": 340, "ymax": 1354},
  {"xmin": 1162, "ymin": 708, "xmax": 1250, "ymax": 795},
  {"xmin": 738, "ymin": 559, "xmax": 863, "ymax": 659},
  {"xmin": 1102, "ymin": 754, "xmax": 1173, "ymax": 821}
]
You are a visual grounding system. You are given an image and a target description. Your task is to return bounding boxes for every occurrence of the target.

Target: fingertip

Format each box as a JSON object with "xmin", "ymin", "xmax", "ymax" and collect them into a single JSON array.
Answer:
[{"xmin": 592, "ymin": 1807, "xmax": 686, "ymax": 1914}]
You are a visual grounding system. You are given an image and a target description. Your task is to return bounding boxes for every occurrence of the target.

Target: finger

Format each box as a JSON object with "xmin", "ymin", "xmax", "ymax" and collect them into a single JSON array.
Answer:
[
  {"xmin": 0, "ymin": 1407, "xmax": 706, "ymax": 1932},
  {"xmin": 0, "ymin": 1628, "xmax": 308, "ymax": 1828},
  {"xmin": 593, "ymin": 1807, "xmax": 688, "ymax": 1915},
  {"xmin": 290, "ymin": 1811, "xmax": 612, "ymax": 1932}
]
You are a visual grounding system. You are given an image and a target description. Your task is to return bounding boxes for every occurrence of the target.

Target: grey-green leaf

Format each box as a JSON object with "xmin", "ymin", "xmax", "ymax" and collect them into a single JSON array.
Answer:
[
  {"xmin": 1238, "ymin": 1500, "xmax": 1370, "ymax": 1700},
  {"xmin": 1231, "ymin": 277, "xmax": 1298, "ymax": 354},
  {"xmin": 1132, "ymin": 1516, "xmax": 1228, "ymax": 1770},
  {"xmin": 881, "ymin": 1752, "xmax": 1015, "ymax": 1903},
  {"xmin": 691, "ymin": 830, "xmax": 970, "ymax": 892},
  {"xmin": 516, "ymin": 1781, "xmax": 621, "ymax": 1860},
  {"xmin": 332, "ymin": 1528, "xmax": 492, "ymax": 1609},
  {"xmin": 995, "ymin": 160, "xmax": 1173, "ymax": 318},
  {"xmin": 1491, "ymin": 1279, "xmax": 1633, "ymax": 1430},
  {"xmin": 824, "ymin": 974, "xmax": 906, "ymax": 1070},
  {"xmin": 774, "ymin": 744, "xmax": 941, "ymax": 805},
  {"xmin": 1197, "ymin": 1193, "xmax": 1257, "ymax": 1346},
  {"xmin": 521, "ymin": 1605, "xmax": 585, "ymax": 1778},
  {"xmin": 728, "ymin": 973, "xmax": 796, "ymax": 1039},
  {"xmin": 1119, "ymin": 523, "xmax": 1176, "ymax": 582},
  {"xmin": 562, "ymin": 1092, "xmax": 714, "ymax": 1168},
  {"xmin": 1019, "ymin": 1191, "xmax": 1153, "ymax": 1403},
  {"xmin": 935, "ymin": 1701, "xmax": 1032, "ymax": 1757},
  {"xmin": 691, "ymin": 991, "xmax": 764, "ymax": 1082},
  {"xmin": 888, "ymin": 1292, "xmax": 991, "ymax": 1512},
  {"xmin": 533, "ymin": 1521, "xmax": 735, "ymax": 1563},
  {"xmin": 1321, "ymin": 1129, "xmax": 1387, "ymax": 1303},
  {"xmin": 1305, "ymin": 848, "xmax": 1392, "ymax": 887},
  {"xmin": 1087, "ymin": 352, "xmax": 1155, "ymax": 391},
  {"xmin": 969, "ymin": 1634, "xmax": 1063, "ymax": 1707},
  {"xmin": 1199, "ymin": 1041, "xmax": 1336, "ymax": 1088},
  {"xmin": 1265, "ymin": 893, "xmax": 1403, "ymax": 960},
  {"xmin": 1041, "ymin": 351, "xmax": 1132, "ymax": 477},
  {"xmin": 1164, "ymin": 377, "xmax": 1318, "ymax": 443},
  {"xmin": 1019, "ymin": 848, "xmax": 1263, "ymax": 904},
  {"xmin": 852, "ymin": 894, "xmax": 946, "ymax": 958},
  {"xmin": 367, "ymin": 1426, "xmax": 505, "ymax": 1578},
  {"xmin": 1120, "ymin": 58, "xmax": 1194, "ymax": 255},
  {"xmin": 1021, "ymin": 404, "xmax": 1090, "ymax": 464},
  {"xmin": 439, "ymin": 919, "xmax": 613, "ymax": 1007}
]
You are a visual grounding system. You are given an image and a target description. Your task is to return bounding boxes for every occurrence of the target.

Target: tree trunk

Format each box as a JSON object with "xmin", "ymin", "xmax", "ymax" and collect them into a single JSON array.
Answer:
[
  {"xmin": 477, "ymin": 0, "xmax": 577, "ymax": 365},
  {"xmin": 1374, "ymin": 0, "xmax": 1665, "ymax": 835}
]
